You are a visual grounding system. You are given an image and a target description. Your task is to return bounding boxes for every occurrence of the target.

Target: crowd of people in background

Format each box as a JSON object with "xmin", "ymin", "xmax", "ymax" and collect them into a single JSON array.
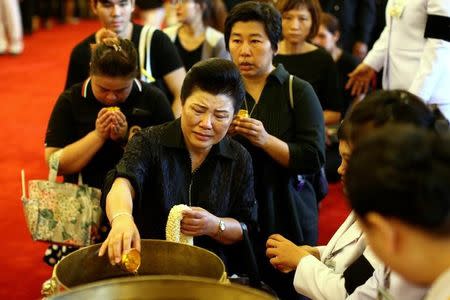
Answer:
[{"xmin": 9, "ymin": 0, "xmax": 449, "ymax": 299}]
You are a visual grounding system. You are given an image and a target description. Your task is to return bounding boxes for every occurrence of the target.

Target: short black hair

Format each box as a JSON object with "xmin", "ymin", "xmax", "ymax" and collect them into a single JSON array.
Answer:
[
  {"xmin": 224, "ymin": 1, "xmax": 282, "ymax": 52},
  {"xmin": 90, "ymin": 37, "xmax": 138, "ymax": 78},
  {"xmin": 319, "ymin": 12, "xmax": 340, "ymax": 35},
  {"xmin": 336, "ymin": 118, "xmax": 350, "ymax": 142},
  {"xmin": 180, "ymin": 58, "xmax": 245, "ymax": 113},
  {"xmin": 346, "ymin": 125, "xmax": 450, "ymax": 236},
  {"xmin": 346, "ymin": 90, "xmax": 446, "ymax": 144}
]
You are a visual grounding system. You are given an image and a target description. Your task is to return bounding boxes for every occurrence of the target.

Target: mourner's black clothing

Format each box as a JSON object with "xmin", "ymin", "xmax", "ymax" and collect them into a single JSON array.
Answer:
[
  {"xmin": 45, "ymin": 79, "xmax": 174, "ymax": 189},
  {"xmin": 274, "ymin": 48, "xmax": 342, "ymax": 113},
  {"xmin": 234, "ymin": 64, "xmax": 325, "ymax": 300},
  {"xmin": 102, "ymin": 119, "xmax": 258, "ymax": 269},
  {"xmin": 319, "ymin": 0, "xmax": 376, "ymax": 51},
  {"xmin": 174, "ymin": 35, "xmax": 203, "ymax": 71}
]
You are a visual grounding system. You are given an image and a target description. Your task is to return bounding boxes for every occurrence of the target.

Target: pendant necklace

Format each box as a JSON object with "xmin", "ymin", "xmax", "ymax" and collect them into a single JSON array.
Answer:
[{"xmin": 244, "ymin": 98, "xmax": 258, "ymax": 117}]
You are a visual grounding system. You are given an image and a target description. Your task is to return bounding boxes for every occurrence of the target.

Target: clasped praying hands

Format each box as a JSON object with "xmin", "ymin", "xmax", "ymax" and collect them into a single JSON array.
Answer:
[{"xmin": 95, "ymin": 108, "xmax": 128, "ymax": 142}]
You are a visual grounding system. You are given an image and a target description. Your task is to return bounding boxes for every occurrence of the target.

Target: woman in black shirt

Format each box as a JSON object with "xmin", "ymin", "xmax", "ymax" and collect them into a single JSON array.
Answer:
[
  {"xmin": 44, "ymin": 36, "xmax": 174, "ymax": 265},
  {"xmin": 163, "ymin": 0, "xmax": 229, "ymax": 71},
  {"xmin": 313, "ymin": 12, "xmax": 360, "ymax": 116},
  {"xmin": 99, "ymin": 58, "xmax": 257, "ymax": 271},
  {"xmin": 274, "ymin": 0, "xmax": 342, "ymax": 126},
  {"xmin": 225, "ymin": 2, "xmax": 325, "ymax": 299},
  {"xmin": 312, "ymin": 12, "xmax": 360, "ymax": 181}
]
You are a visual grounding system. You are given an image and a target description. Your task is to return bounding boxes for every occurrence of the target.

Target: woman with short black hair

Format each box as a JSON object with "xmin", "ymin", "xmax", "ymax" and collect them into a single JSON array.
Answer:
[
  {"xmin": 225, "ymin": 2, "xmax": 326, "ymax": 298},
  {"xmin": 99, "ymin": 58, "xmax": 257, "ymax": 272}
]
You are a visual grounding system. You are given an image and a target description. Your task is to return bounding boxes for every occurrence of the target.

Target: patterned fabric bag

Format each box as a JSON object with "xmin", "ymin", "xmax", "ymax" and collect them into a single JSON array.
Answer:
[{"xmin": 21, "ymin": 150, "xmax": 102, "ymax": 247}]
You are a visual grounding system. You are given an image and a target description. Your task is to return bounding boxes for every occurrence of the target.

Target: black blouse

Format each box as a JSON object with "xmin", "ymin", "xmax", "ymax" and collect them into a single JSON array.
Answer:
[
  {"xmin": 102, "ymin": 119, "xmax": 257, "ymax": 265},
  {"xmin": 274, "ymin": 47, "xmax": 342, "ymax": 112},
  {"xmin": 45, "ymin": 79, "xmax": 174, "ymax": 188},
  {"xmin": 233, "ymin": 64, "xmax": 326, "ymax": 300},
  {"xmin": 174, "ymin": 35, "xmax": 203, "ymax": 71},
  {"xmin": 234, "ymin": 64, "xmax": 325, "ymax": 244}
]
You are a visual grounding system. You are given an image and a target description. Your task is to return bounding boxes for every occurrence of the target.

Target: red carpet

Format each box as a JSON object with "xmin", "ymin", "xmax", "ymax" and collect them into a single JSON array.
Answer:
[{"xmin": 0, "ymin": 20, "xmax": 349, "ymax": 299}]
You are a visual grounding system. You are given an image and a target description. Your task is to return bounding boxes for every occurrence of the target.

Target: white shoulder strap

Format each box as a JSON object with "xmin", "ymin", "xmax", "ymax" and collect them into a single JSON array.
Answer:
[
  {"xmin": 289, "ymin": 75, "xmax": 294, "ymax": 109},
  {"xmin": 205, "ymin": 26, "xmax": 224, "ymax": 47},
  {"xmin": 139, "ymin": 25, "xmax": 157, "ymax": 83}
]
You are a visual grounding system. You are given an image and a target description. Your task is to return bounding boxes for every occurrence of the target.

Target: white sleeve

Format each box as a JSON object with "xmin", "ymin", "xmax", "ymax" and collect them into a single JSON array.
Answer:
[
  {"xmin": 408, "ymin": 0, "xmax": 450, "ymax": 102},
  {"xmin": 293, "ymin": 255, "xmax": 347, "ymax": 300},
  {"xmin": 363, "ymin": 26, "xmax": 390, "ymax": 72},
  {"xmin": 316, "ymin": 245, "xmax": 326, "ymax": 258},
  {"xmin": 346, "ymin": 266, "xmax": 384, "ymax": 300}
]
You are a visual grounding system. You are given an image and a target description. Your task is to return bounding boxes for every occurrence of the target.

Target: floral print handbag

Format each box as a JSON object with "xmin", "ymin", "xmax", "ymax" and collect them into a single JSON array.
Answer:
[{"xmin": 21, "ymin": 150, "xmax": 102, "ymax": 247}]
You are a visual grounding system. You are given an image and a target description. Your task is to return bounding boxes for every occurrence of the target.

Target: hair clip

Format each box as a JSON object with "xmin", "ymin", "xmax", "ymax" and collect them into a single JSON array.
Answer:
[
  {"xmin": 102, "ymin": 37, "xmax": 122, "ymax": 52},
  {"xmin": 111, "ymin": 44, "xmax": 122, "ymax": 52}
]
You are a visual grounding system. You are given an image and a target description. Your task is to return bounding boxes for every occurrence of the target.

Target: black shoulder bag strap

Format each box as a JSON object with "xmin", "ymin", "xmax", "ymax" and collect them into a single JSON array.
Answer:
[{"xmin": 239, "ymin": 222, "xmax": 262, "ymax": 289}]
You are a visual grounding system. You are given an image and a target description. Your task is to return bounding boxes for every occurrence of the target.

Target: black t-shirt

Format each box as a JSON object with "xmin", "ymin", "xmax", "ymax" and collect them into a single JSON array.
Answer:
[
  {"xmin": 174, "ymin": 35, "xmax": 203, "ymax": 71},
  {"xmin": 274, "ymin": 47, "xmax": 342, "ymax": 112},
  {"xmin": 337, "ymin": 51, "xmax": 359, "ymax": 115},
  {"xmin": 64, "ymin": 23, "xmax": 183, "ymax": 102},
  {"xmin": 45, "ymin": 79, "xmax": 174, "ymax": 188}
]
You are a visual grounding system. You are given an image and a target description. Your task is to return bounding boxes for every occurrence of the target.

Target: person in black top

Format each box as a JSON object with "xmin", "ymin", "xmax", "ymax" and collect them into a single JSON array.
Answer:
[
  {"xmin": 44, "ymin": 36, "xmax": 174, "ymax": 266},
  {"xmin": 64, "ymin": 0, "xmax": 186, "ymax": 116},
  {"xmin": 274, "ymin": 0, "xmax": 342, "ymax": 127},
  {"xmin": 318, "ymin": 0, "xmax": 375, "ymax": 60},
  {"xmin": 163, "ymin": 0, "xmax": 229, "ymax": 71},
  {"xmin": 313, "ymin": 13, "xmax": 360, "ymax": 116},
  {"xmin": 312, "ymin": 12, "xmax": 360, "ymax": 182},
  {"xmin": 46, "ymin": 37, "xmax": 174, "ymax": 189},
  {"xmin": 274, "ymin": 0, "xmax": 341, "ymax": 186},
  {"xmin": 98, "ymin": 58, "xmax": 257, "ymax": 272},
  {"xmin": 225, "ymin": 2, "xmax": 325, "ymax": 299}
]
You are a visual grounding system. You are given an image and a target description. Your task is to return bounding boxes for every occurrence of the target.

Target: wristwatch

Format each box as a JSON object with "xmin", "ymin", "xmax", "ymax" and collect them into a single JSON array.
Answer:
[{"xmin": 217, "ymin": 219, "xmax": 226, "ymax": 237}]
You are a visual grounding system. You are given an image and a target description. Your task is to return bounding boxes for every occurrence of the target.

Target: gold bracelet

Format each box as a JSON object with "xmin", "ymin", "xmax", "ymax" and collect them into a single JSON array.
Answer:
[{"xmin": 110, "ymin": 212, "xmax": 133, "ymax": 225}]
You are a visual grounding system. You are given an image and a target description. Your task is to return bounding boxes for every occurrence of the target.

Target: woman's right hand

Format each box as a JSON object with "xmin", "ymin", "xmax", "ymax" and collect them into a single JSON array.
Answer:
[{"xmin": 98, "ymin": 215, "xmax": 141, "ymax": 265}]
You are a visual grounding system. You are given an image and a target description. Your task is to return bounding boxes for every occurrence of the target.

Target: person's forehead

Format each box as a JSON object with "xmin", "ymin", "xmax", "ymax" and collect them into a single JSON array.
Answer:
[
  {"xmin": 284, "ymin": 6, "xmax": 310, "ymax": 14},
  {"xmin": 188, "ymin": 90, "xmax": 234, "ymax": 109},
  {"xmin": 231, "ymin": 21, "xmax": 268, "ymax": 36},
  {"xmin": 98, "ymin": 0, "xmax": 132, "ymax": 4}
]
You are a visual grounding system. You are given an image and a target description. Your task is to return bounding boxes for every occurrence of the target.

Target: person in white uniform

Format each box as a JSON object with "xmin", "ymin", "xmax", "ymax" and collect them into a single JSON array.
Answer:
[
  {"xmin": 346, "ymin": 0, "xmax": 450, "ymax": 120},
  {"xmin": 345, "ymin": 124, "xmax": 450, "ymax": 300},
  {"xmin": 266, "ymin": 90, "xmax": 446, "ymax": 300}
]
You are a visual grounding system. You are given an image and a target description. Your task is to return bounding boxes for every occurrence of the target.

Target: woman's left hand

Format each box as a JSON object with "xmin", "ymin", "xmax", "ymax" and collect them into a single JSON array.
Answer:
[
  {"xmin": 232, "ymin": 117, "xmax": 269, "ymax": 148},
  {"xmin": 181, "ymin": 207, "xmax": 219, "ymax": 237},
  {"xmin": 110, "ymin": 110, "xmax": 128, "ymax": 142}
]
